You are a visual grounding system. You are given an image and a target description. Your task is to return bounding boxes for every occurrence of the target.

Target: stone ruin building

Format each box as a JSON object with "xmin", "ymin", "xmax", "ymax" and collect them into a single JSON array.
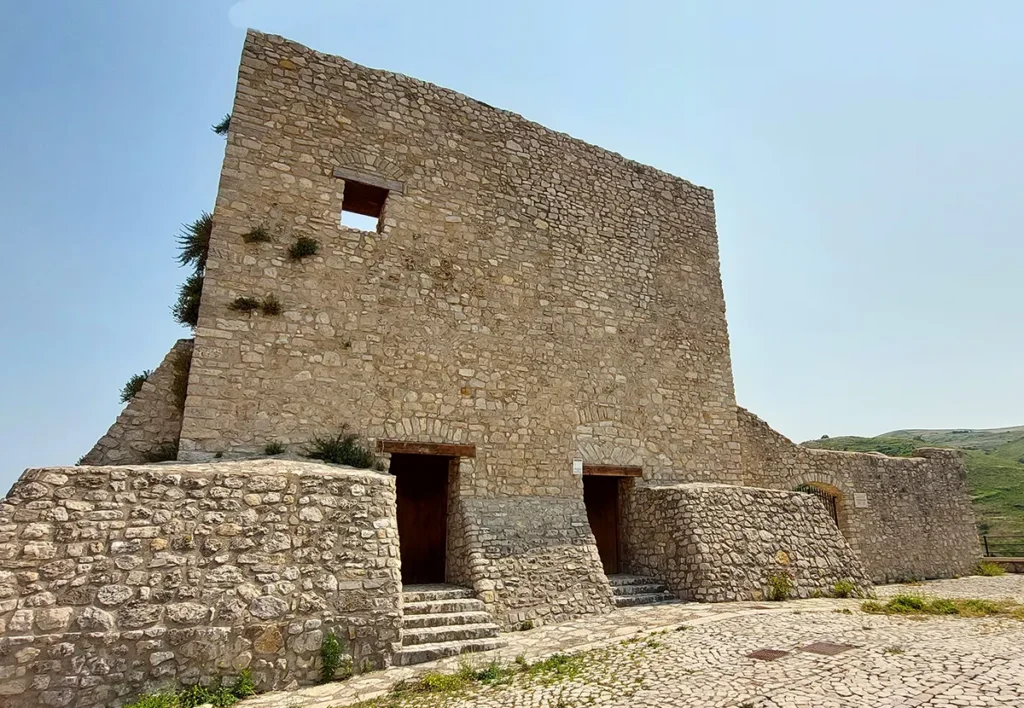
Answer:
[{"xmin": 0, "ymin": 30, "xmax": 981, "ymax": 708}]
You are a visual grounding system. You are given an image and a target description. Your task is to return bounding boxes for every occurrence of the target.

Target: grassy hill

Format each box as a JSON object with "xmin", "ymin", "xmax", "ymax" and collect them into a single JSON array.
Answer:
[{"xmin": 802, "ymin": 427, "xmax": 1024, "ymax": 545}]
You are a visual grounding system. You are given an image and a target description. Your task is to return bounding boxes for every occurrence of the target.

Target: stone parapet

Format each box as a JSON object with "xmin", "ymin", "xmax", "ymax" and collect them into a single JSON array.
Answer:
[
  {"xmin": 622, "ymin": 483, "xmax": 871, "ymax": 602},
  {"xmin": 0, "ymin": 459, "xmax": 400, "ymax": 708},
  {"xmin": 736, "ymin": 407, "xmax": 981, "ymax": 583}
]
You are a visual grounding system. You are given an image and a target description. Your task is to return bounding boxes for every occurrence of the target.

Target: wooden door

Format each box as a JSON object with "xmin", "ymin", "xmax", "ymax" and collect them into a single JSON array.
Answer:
[
  {"xmin": 393, "ymin": 454, "xmax": 450, "ymax": 585},
  {"xmin": 583, "ymin": 475, "xmax": 620, "ymax": 574}
]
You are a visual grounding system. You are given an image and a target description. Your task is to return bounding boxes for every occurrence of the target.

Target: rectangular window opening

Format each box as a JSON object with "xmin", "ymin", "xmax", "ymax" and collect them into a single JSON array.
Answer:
[{"xmin": 341, "ymin": 179, "xmax": 388, "ymax": 233}]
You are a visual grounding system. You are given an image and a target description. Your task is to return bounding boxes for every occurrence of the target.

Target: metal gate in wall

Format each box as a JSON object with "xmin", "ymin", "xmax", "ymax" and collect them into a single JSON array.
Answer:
[{"xmin": 795, "ymin": 483, "xmax": 839, "ymax": 527}]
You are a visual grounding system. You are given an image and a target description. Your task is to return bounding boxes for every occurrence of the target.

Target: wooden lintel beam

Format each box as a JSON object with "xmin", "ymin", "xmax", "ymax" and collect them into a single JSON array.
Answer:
[
  {"xmin": 376, "ymin": 440, "xmax": 476, "ymax": 458},
  {"xmin": 332, "ymin": 166, "xmax": 405, "ymax": 195},
  {"xmin": 582, "ymin": 464, "xmax": 643, "ymax": 478}
]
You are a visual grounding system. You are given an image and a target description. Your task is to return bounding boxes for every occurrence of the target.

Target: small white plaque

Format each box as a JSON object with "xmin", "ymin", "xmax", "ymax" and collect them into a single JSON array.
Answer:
[
  {"xmin": 854, "ymin": 493, "xmax": 869, "ymax": 508},
  {"xmin": 572, "ymin": 459, "xmax": 584, "ymax": 475}
]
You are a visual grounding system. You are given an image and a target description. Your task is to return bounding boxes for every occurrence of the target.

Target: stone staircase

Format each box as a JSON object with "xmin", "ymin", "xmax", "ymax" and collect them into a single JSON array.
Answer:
[
  {"xmin": 608, "ymin": 574, "xmax": 677, "ymax": 607},
  {"xmin": 394, "ymin": 584, "xmax": 507, "ymax": 666}
]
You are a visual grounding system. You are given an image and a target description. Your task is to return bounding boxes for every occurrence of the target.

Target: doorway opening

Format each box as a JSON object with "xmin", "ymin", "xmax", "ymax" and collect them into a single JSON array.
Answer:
[
  {"xmin": 583, "ymin": 475, "xmax": 622, "ymax": 575},
  {"xmin": 391, "ymin": 453, "xmax": 451, "ymax": 585}
]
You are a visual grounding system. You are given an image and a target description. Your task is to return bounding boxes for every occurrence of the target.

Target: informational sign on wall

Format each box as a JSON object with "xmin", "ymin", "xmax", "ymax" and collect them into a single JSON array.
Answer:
[
  {"xmin": 572, "ymin": 459, "xmax": 584, "ymax": 475},
  {"xmin": 854, "ymin": 492, "xmax": 869, "ymax": 508}
]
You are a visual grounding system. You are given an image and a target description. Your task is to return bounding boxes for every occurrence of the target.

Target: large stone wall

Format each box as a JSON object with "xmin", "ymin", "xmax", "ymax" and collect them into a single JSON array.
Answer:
[
  {"xmin": 622, "ymin": 483, "xmax": 872, "ymax": 602},
  {"xmin": 451, "ymin": 495, "xmax": 613, "ymax": 628},
  {"xmin": 81, "ymin": 339, "xmax": 193, "ymax": 466},
  {"xmin": 0, "ymin": 460, "xmax": 400, "ymax": 708},
  {"xmin": 736, "ymin": 407, "xmax": 981, "ymax": 583},
  {"xmin": 179, "ymin": 30, "xmax": 743, "ymax": 495}
]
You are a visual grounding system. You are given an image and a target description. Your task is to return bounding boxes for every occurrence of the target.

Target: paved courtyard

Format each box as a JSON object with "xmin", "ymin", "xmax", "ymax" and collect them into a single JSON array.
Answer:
[{"xmin": 240, "ymin": 575, "xmax": 1024, "ymax": 708}]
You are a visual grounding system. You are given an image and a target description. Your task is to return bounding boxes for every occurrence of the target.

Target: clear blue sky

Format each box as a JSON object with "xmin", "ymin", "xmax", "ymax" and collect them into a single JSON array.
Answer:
[{"xmin": 2, "ymin": 1, "xmax": 1022, "ymax": 494}]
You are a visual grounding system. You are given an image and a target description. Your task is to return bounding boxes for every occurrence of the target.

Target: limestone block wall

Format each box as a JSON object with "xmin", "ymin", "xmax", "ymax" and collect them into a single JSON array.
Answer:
[
  {"xmin": 81, "ymin": 339, "xmax": 194, "ymax": 466},
  {"xmin": 0, "ymin": 460, "xmax": 400, "ymax": 708},
  {"xmin": 622, "ymin": 483, "xmax": 872, "ymax": 602},
  {"xmin": 179, "ymin": 30, "xmax": 743, "ymax": 495},
  {"xmin": 737, "ymin": 407, "xmax": 981, "ymax": 583},
  {"xmin": 452, "ymin": 496, "xmax": 613, "ymax": 628}
]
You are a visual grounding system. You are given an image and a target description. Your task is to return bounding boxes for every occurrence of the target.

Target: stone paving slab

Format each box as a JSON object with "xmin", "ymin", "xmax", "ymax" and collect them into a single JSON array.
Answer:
[{"xmin": 239, "ymin": 575, "xmax": 1024, "ymax": 708}]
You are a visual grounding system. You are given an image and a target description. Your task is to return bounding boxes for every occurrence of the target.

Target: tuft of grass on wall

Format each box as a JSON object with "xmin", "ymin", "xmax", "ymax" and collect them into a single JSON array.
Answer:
[
  {"xmin": 177, "ymin": 212, "xmax": 213, "ymax": 272},
  {"xmin": 212, "ymin": 113, "xmax": 231, "ymax": 136},
  {"xmin": 242, "ymin": 224, "xmax": 272, "ymax": 244},
  {"xmin": 263, "ymin": 441, "xmax": 285, "ymax": 456},
  {"xmin": 305, "ymin": 427, "xmax": 379, "ymax": 469},
  {"xmin": 260, "ymin": 294, "xmax": 283, "ymax": 316},
  {"xmin": 172, "ymin": 272, "xmax": 204, "ymax": 328},
  {"xmin": 120, "ymin": 370, "xmax": 152, "ymax": 404},
  {"xmin": 288, "ymin": 236, "xmax": 320, "ymax": 261},
  {"xmin": 228, "ymin": 296, "xmax": 261, "ymax": 314}
]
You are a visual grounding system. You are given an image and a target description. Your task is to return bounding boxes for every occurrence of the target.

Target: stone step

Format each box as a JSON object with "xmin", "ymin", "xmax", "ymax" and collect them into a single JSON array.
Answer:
[
  {"xmin": 402, "ymin": 622, "xmax": 501, "ymax": 647},
  {"xmin": 402, "ymin": 585, "xmax": 475, "ymax": 603},
  {"xmin": 611, "ymin": 583, "xmax": 669, "ymax": 597},
  {"xmin": 403, "ymin": 598, "xmax": 487, "ymax": 616},
  {"xmin": 402, "ymin": 611, "xmax": 496, "ymax": 629},
  {"xmin": 613, "ymin": 592, "xmax": 676, "ymax": 608},
  {"xmin": 393, "ymin": 637, "xmax": 509, "ymax": 666},
  {"xmin": 607, "ymin": 574, "xmax": 658, "ymax": 587}
]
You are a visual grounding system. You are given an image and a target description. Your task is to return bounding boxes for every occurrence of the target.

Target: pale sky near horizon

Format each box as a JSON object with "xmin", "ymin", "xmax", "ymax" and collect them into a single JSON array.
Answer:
[{"xmin": 1, "ymin": 1, "xmax": 1022, "ymax": 494}]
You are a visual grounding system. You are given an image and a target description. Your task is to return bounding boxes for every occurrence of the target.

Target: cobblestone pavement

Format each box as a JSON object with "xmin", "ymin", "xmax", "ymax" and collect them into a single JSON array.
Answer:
[{"xmin": 239, "ymin": 575, "xmax": 1024, "ymax": 708}]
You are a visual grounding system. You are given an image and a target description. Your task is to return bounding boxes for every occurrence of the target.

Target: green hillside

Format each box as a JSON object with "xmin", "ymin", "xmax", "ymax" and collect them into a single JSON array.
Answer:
[{"xmin": 802, "ymin": 427, "xmax": 1024, "ymax": 546}]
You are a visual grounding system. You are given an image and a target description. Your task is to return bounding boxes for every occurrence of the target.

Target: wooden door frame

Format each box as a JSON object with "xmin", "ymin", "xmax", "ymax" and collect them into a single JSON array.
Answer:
[{"xmin": 581, "ymin": 465, "xmax": 641, "ymax": 575}]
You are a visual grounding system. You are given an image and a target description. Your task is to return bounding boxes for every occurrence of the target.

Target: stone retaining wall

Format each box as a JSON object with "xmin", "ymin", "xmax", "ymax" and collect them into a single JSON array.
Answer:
[
  {"xmin": 622, "ymin": 483, "xmax": 871, "ymax": 602},
  {"xmin": 737, "ymin": 407, "xmax": 981, "ymax": 583},
  {"xmin": 80, "ymin": 339, "xmax": 193, "ymax": 466},
  {"xmin": 453, "ymin": 496, "xmax": 613, "ymax": 628},
  {"xmin": 0, "ymin": 460, "xmax": 400, "ymax": 708}
]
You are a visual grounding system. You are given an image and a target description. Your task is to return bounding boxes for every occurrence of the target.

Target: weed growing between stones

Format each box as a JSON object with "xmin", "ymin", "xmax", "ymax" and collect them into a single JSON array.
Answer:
[
  {"xmin": 288, "ymin": 236, "xmax": 320, "ymax": 260},
  {"xmin": 883, "ymin": 645, "xmax": 905, "ymax": 655},
  {"xmin": 260, "ymin": 294, "xmax": 283, "ymax": 316},
  {"xmin": 831, "ymin": 579, "xmax": 858, "ymax": 598},
  {"xmin": 212, "ymin": 113, "xmax": 231, "ymax": 136},
  {"xmin": 765, "ymin": 570, "xmax": 795, "ymax": 601},
  {"xmin": 976, "ymin": 561, "xmax": 1007, "ymax": 576},
  {"xmin": 120, "ymin": 370, "xmax": 152, "ymax": 403},
  {"xmin": 320, "ymin": 631, "xmax": 353, "ymax": 683},
  {"xmin": 264, "ymin": 441, "xmax": 285, "ymax": 455},
  {"xmin": 862, "ymin": 594, "xmax": 1024, "ymax": 618},
  {"xmin": 229, "ymin": 296, "xmax": 261, "ymax": 313},
  {"xmin": 305, "ymin": 427, "xmax": 381, "ymax": 469},
  {"xmin": 242, "ymin": 224, "xmax": 272, "ymax": 243},
  {"xmin": 122, "ymin": 669, "xmax": 256, "ymax": 708}
]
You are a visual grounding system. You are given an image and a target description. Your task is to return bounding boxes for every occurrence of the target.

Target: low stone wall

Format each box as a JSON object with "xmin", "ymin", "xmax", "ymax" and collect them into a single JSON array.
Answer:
[
  {"xmin": 622, "ymin": 483, "xmax": 871, "ymax": 602},
  {"xmin": 737, "ymin": 407, "xmax": 982, "ymax": 583},
  {"xmin": 988, "ymin": 558, "xmax": 1024, "ymax": 574},
  {"xmin": 0, "ymin": 460, "xmax": 400, "ymax": 708},
  {"xmin": 453, "ymin": 496, "xmax": 613, "ymax": 628},
  {"xmin": 80, "ymin": 339, "xmax": 194, "ymax": 465}
]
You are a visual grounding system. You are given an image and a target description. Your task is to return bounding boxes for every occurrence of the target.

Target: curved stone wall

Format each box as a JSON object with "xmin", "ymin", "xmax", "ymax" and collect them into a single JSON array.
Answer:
[
  {"xmin": 736, "ymin": 407, "xmax": 981, "ymax": 582},
  {"xmin": 0, "ymin": 460, "xmax": 400, "ymax": 708},
  {"xmin": 622, "ymin": 483, "xmax": 871, "ymax": 602}
]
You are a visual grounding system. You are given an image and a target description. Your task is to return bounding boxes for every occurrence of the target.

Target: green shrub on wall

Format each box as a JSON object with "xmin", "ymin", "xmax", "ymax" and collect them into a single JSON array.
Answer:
[
  {"xmin": 305, "ymin": 426, "xmax": 380, "ymax": 469},
  {"xmin": 119, "ymin": 370, "xmax": 152, "ymax": 403}
]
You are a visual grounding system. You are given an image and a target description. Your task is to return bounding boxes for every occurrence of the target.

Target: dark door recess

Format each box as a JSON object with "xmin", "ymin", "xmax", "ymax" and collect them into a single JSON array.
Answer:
[
  {"xmin": 583, "ymin": 475, "xmax": 620, "ymax": 574},
  {"xmin": 392, "ymin": 454, "xmax": 450, "ymax": 585}
]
